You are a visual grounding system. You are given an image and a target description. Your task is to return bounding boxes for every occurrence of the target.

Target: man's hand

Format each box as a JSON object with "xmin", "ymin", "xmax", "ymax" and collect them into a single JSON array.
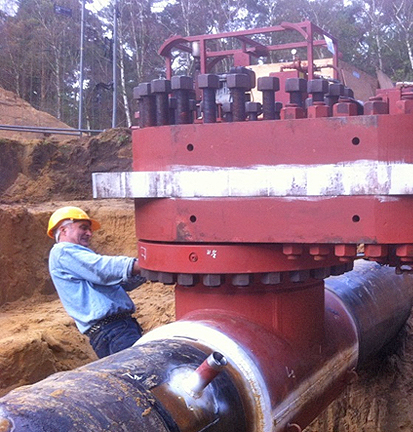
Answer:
[{"xmin": 132, "ymin": 259, "xmax": 142, "ymax": 276}]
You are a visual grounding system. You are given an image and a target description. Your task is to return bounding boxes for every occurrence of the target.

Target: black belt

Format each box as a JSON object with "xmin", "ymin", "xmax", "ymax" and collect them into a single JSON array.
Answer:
[{"xmin": 85, "ymin": 312, "xmax": 132, "ymax": 337}]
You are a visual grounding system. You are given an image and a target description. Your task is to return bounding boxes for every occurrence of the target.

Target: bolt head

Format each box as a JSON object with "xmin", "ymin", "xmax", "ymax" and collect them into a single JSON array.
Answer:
[
  {"xmin": 307, "ymin": 79, "xmax": 329, "ymax": 94},
  {"xmin": 137, "ymin": 82, "xmax": 152, "ymax": 97},
  {"xmin": 285, "ymin": 78, "xmax": 307, "ymax": 93},
  {"xmin": 151, "ymin": 79, "xmax": 171, "ymax": 93},
  {"xmin": 328, "ymin": 83, "xmax": 345, "ymax": 96},
  {"xmin": 226, "ymin": 73, "xmax": 251, "ymax": 90},
  {"xmin": 171, "ymin": 75, "xmax": 194, "ymax": 90},
  {"xmin": 257, "ymin": 76, "xmax": 280, "ymax": 92},
  {"xmin": 198, "ymin": 74, "xmax": 220, "ymax": 89}
]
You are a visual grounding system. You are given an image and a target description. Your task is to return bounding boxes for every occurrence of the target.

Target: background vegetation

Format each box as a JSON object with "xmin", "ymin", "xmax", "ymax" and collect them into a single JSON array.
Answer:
[{"xmin": 0, "ymin": 0, "xmax": 412, "ymax": 129}]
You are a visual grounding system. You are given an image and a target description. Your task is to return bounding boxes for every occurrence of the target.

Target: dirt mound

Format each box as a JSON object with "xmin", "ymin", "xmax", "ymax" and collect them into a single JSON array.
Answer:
[
  {"xmin": 0, "ymin": 128, "xmax": 133, "ymax": 204},
  {"xmin": 0, "ymin": 87, "xmax": 73, "ymax": 140}
]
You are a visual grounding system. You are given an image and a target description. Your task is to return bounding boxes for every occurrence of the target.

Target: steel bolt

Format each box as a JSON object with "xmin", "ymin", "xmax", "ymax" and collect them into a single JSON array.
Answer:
[
  {"xmin": 227, "ymin": 73, "xmax": 251, "ymax": 121},
  {"xmin": 177, "ymin": 274, "xmax": 197, "ymax": 286},
  {"xmin": 151, "ymin": 79, "xmax": 171, "ymax": 94},
  {"xmin": 365, "ymin": 244, "xmax": 388, "ymax": 259},
  {"xmin": 274, "ymin": 101, "xmax": 282, "ymax": 119},
  {"xmin": 203, "ymin": 274, "xmax": 224, "ymax": 287},
  {"xmin": 257, "ymin": 76, "xmax": 280, "ymax": 120},
  {"xmin": 171, "ymin": 75, "xmax": 194, "ymax": 124},
  {"xmin": 158, "ymin": 272, "xmax": 175, "ymax": 284},
  {"xmin": 307, "ymin": 79, "xmax": 329, "ymax": 103},
  {"xmin": 232, "ymin": 274, "xmax": 253, "ymax": 286},
  {"xmin": 311, "ymin": 267, "xmax": 331, "ymax": 280},
  {"xmin": 343, "ymin": 87, "xmax": 354, "ymax": 98},
  {"xmin": 140, "ymin": 269, "xmax": 159, "ymax": 282},
  {"xmin": 285, "ymin": 78, "xmax": 307, "ymax": 106},
  {"xmin": 283, "ymin": 243, "xmax": 303, "ymax": 259},
  {"xmin": 198, "ymin": 74, "xmax": 220, "ymax": 123},
  {"xmin": 334, "ymin": 244, "xmax": 357, "ymax": 261},
  {"xmin": 169, "ymin": 97, "xmax": 177, "ymax": 124},
  {"xmin": 171, "ymin": 75, "xmax": 194, "ymax": 91},
  {"xmin": 151, "ymin": 79, "xmax": 171, "ymax": 126},
  {"xmin": 136, "ymin": 82, "xmax": 156, "ymax": 127},
  {"xmin": 261, "ymin": 272, "xmax": 281, "ymax": 285},
  {"xmin": 325, "ymin": 83, "xmax": 345, "ymax": 114},
  {"xmin": 330, "ymin": 264, "xmax": 346, "ymax": 276},
  {"xmin": 289, "ymin": 270, "xmax": 310, "ymax": 283}
]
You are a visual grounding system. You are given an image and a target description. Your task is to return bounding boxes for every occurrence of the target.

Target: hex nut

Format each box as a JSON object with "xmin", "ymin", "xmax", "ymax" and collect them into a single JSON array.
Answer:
[{"xmin": 245, "ymin": 101, "xmax": 262, "ymax": 113}]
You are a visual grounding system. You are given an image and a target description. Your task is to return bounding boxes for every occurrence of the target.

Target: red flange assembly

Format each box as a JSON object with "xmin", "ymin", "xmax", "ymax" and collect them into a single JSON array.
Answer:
[{"xmin": 91, "ymin": 25, "xmax": 413, "ymax": 430}]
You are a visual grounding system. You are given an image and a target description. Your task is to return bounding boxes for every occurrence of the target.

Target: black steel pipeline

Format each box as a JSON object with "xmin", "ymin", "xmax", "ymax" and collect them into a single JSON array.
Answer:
[
  {"xmin": 0, "ymin": 341, "xmax": 247, "ymax": 432},
  {"xmin": 0, "ymin": 261, "xmax": 412, "ymax": 432},
  {"xmin": 325, "ymin": 260, "xmax": 413, "ymax": 366}
]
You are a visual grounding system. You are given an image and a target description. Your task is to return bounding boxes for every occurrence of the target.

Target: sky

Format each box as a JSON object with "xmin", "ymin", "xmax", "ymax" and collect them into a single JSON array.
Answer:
[
  {"xmin": 0, "ymin": 0, "xmax": 110, "ymax": 15},
  {"xmin": 0, "ymin": 0, "xmax": 173, "ymax": 15}
]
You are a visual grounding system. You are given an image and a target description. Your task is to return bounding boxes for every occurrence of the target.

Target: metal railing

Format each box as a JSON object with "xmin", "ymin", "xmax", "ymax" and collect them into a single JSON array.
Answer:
[{"xmin": 0, "ymin": 124, "xmax": 104, "ymax": 136}]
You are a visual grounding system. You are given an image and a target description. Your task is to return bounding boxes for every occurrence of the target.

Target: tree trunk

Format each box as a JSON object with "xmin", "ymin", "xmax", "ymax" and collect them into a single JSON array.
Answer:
[{"xmin": 118, "ymin": 22, "xmax": 131, "ymax": 127}]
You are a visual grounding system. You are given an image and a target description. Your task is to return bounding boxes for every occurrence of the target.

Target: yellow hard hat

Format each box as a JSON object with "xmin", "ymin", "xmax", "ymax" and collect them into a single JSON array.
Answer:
[{"xmin": 47, "ymin": 206, "xmax": 101, "ymax": 238}]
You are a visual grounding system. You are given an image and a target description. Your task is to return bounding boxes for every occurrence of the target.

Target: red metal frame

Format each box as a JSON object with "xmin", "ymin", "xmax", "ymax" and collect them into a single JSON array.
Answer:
[{"xmin": 159, "ymin": 20, "xmax": 339, "ymax": 81}]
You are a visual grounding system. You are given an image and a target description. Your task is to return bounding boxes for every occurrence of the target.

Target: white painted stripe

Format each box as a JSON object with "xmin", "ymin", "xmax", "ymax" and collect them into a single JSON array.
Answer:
[{"xmin": 92, "ymin": 161, "xmax": 413, "ymax": 198}]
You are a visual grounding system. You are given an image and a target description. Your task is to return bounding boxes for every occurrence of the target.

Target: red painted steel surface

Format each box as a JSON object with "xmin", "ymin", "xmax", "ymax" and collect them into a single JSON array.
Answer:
[
  {"xmin": 180, "ymin": 291, "xmax": 358, "ymax": 431},
  {"xmin": 175, "ymin": 279, "xmax": 325, "ymax": 348},
  {"xmin": 135, "ymin": 197, "xmax": 413, "ymax": 244},
  {"xmin": 132, "ymin": 114, "xmax": 413, "ymax": 170},
  {"xmin": 138, "ymin": 241, "xmax": 347, "ymax": 273}
]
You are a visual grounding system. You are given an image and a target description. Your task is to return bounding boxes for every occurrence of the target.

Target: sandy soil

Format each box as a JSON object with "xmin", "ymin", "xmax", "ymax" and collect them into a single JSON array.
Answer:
[{"xmin": 0, "ymin": 281, "xmax": 175, "ymax": 397}]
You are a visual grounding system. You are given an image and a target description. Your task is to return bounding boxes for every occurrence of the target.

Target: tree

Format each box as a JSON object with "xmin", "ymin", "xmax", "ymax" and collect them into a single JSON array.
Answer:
[{"xmin": 390, "ymin": 0, "xmax": 413, "ymax": 79}]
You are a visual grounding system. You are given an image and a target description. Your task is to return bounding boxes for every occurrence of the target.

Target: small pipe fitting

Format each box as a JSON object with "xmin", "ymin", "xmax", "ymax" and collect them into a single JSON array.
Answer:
[{"xmin": 184, "ymin": 351, "xmax": 228, "ymax": 397}]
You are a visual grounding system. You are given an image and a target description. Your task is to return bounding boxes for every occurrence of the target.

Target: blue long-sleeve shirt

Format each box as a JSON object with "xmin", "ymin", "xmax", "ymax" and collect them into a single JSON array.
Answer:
[{"xmin": 48, "ymin": 242, "xmax": 145, "ymax": 334}]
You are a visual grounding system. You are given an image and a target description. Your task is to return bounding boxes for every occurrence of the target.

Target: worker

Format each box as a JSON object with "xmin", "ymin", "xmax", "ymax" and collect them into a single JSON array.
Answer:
[{"xmin": 47, "ymin": 206, "xmax": 146, "ymax": 359}]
